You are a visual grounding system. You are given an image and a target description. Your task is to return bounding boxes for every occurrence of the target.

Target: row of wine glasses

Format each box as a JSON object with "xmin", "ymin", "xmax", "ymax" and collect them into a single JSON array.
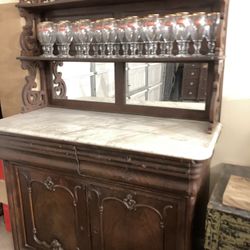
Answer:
[{"xmin": 37, "ymin": 12, "xmax": 220, "ymax": 58}]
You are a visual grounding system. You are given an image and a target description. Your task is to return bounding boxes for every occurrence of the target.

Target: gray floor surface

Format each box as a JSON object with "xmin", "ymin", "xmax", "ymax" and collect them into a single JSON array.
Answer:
[{"xmin": 0, "ymin": 216, "xmax": 13, "ymax": 250}]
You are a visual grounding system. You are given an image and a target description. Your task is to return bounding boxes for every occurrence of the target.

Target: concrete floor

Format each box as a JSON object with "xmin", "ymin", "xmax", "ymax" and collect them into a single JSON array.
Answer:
[{"xmin": 0, "ymin": 216, "xmax": 13, "ymax": 250}]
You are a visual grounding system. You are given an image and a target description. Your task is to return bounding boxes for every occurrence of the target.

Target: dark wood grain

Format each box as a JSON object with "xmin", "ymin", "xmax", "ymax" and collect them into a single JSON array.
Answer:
[{"xmin": 0, "ymin": 132, "xmax": 210, "ymax": 250}]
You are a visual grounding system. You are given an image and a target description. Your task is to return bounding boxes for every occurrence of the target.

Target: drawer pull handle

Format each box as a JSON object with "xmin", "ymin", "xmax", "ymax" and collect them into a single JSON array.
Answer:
[
  {"xmin": 188, "ymin": 91, "xmax": 193, "ymax": 95},
  {"xmin": 190, "ymin": 82, "xmax": 194, "ymax": 86},
  {"xmin": 191, "ymin": 72, "xmax": 195, "ymax": 76}
]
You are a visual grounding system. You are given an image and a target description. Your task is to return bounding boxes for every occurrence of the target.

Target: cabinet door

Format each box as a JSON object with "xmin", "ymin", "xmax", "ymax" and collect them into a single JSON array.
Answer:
[
  {"xmin": 88, "ymin": 184, "xmax": 180, "ymax": 250},
  {"xmin": 17, "ymin": 167, "xmax": 90, "ymax": 250}
]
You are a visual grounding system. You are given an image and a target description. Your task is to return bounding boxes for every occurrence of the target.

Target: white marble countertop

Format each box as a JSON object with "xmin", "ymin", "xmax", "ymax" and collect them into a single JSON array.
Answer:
[{"xmin": 0, "ymin": 107, "xmax": 222, "ymax": 161}]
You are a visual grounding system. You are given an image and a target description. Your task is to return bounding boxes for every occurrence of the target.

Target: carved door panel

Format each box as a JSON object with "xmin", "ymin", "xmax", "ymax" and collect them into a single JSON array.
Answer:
[
  {"xmin": 88, "ymin": 184, "xmax": 180, "ymax": 250},
  {"xmin": 17, "ymin": 167, "xmax": 90, "ymax": 250}
]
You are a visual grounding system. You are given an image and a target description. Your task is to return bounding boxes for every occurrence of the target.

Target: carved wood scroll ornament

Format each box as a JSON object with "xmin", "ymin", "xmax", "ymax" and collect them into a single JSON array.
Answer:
[
  {"xmin": 19, "ymin": 8, "xmax": 40, "ymax": 56},
  {"xmin": 21, "ymin": 60, "xmax": 47, "ymax": 112},
  {"xmin": 52, "ymin": 62, "xmax": 67, "ymax": 99}
]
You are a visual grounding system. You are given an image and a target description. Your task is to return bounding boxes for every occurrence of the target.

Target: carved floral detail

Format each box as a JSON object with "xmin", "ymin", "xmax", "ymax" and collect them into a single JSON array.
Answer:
[
  {"xmin": 44, "ymin": 176, "xmax": 55, "ymax": 191},
  {"xmin": 50, "ymin": 239, "xmax": 64, "ymax": 250},
  {"xmin": 52, "ymin": 62, "xmax": 67, "ymax": 99},
  {"xmin": 21, "ymin": 60, "xmax": 47, "ymax": 112},
  {"xmin": 123, "ymin": 194, "xmax": 137, "ymax": 211}
]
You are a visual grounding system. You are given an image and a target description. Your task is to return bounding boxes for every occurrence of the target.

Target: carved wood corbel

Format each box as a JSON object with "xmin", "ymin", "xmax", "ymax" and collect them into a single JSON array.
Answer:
[
  {"xmin": 21, "ymin": 60, "xmax": 47, "ymax": 112},
  {"xmin": 52, "ymin": 62, "xmax": 67, "ymax": 99},
  {"xmin": 19, "ymin": 7, "xmax": 40, "ymax": 56}
]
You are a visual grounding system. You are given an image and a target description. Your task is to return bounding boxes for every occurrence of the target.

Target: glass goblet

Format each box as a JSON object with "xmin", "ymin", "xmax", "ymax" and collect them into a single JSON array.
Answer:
[
  {"xmin": 116, "ymin": 19, "xmax": 125, "ymax": 56},
  {"xmin": 127, "ymin": 16, "xmax": 140, "ymax": 57},
  {"xmin": 143, "ymin": 14, "xmax": 160, "ymax": 56},
  {"xmin": 93, "ymin": 20, "xmax": 103, "ymax": 57},
  {"xmin": 56, "ymin": 20, "xmax": 73, "ymax": 57},
  {"xmin": 73, "ymin": 19, "xmax": 93, "ymax": 57},
  {"xmin": 123, "ymin": 16, "xmax": 134, "ymax": 56},
  {"xmin": 189, "ymin": 12, "xmax": 207, "ymax": 55},
  {"xmin": 105, "ymin": 18, "xmax": 117, "ymax": 57},
  {"xmin": 174, "ymin": 12, "xmax": 191, "ymax": 56},
  {"xmin": 160, "ymin": 15, "xmax": 175, "ymax": 56},
  {"xmin": 37, "ymin": 21, "xmax": 56, "ymax": 57},
  {"xmin": 205, "ymin": 12, "xmax": 220, "ymax": 55}
]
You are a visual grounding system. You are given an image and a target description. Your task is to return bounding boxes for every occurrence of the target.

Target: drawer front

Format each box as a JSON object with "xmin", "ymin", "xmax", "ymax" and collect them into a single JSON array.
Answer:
[
  {"xmin": 183, "ymin": 68, "xmax": 200, "ymax": 79},
  {"xmin": 182, "ymin": 87, "xmax": 198, "ymax": 100},
  {"xmin": 184, "ymin": 63, "xmax": 201, "ymax": 69},
  {"xmin": 182, "ymin": 78, "xmax": 199, "ymax": 88}
]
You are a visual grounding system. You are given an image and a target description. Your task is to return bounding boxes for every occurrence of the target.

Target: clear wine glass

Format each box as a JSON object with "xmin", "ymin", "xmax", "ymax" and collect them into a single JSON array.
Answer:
[
  {"xmin": 143, "ymin": 14, "xmax": 160, "ymax": 56},
  {"xmin": 93, "ymin": 20, "xmax": 103, "ymax": 57},
  {"xmin": 189, "ymin": 12, "xmax": 207, "ymax": 55},
  {"xmin": 116, "ymin": 19, "xmax": 125, "ymax": 56},
  {"xmin": 174, "ymin": 12, "xmax": 191, "ymax": 56},
  {"xmin": 127, "ymin": 16, "xmax": 140, "ymax": 56},
  {"xmin": 123, "ymin": 16, "xmax": 134, "ymax": 56},
  {"xmin": 160, "ymin": 15, "xmax": 176, "ymax": 56},
  {"xmin": 72, "ymin": 19, "xmax": 93, "ymax": 57},
  {"xmin": 37, "ymin": 21, "xmax": 56, "ymax": 57},
  {"xmin": 56, "ymin": 20, "xmax": 73, "ymax": 57},
  {"xmin": 205, "ymin": 12, "xmax": 221, "ymax": 55},
  {"xmin": 101, "ymin": 18, "xmax": 111, "ymax": 57},
  {"xmin": 105, "ymin": 18, "xmax": 117, "ymax": 57}
]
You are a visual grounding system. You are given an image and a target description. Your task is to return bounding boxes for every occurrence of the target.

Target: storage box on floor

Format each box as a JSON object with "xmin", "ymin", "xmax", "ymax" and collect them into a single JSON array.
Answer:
[{"xmin": 205, "ymin": 164, "xmax": 250, "ymax": 250}]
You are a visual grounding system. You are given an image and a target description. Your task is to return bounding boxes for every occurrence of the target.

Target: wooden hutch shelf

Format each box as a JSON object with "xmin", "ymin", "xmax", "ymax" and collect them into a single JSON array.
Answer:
[{"xmin": 17, "ymin": 55, "xmax": 224, "ymax": 63}]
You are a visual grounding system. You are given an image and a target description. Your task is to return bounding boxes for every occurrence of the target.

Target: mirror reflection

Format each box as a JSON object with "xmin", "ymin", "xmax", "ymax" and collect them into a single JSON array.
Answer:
[
  {"xmin": 54, "ymin": 62, "xmax": 207, "ymax": 111},
  {"xmin": 126, "ymin": 63, "xmax": 207, "ymax": 110},
  {"xmin": 55, "ymin": 62, "xmax": 115, "ymax": 103}
]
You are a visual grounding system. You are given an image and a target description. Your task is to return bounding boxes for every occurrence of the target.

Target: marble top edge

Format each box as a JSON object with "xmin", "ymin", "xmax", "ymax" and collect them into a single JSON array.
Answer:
[{"xmin": 0, "ymin": 107, "xmax": 222, "ymax": 161}]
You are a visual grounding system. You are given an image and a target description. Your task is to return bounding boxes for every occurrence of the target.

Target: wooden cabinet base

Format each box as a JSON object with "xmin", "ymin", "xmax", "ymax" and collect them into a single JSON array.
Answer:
[{"xmin": 1, "ymin": 133, "xmax": 210, "ymax": 250}]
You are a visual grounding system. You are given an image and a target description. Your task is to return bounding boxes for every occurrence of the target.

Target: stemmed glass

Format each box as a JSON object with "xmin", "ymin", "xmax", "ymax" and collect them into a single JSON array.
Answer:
[
  {"xmin": 127, "ymin": 16, "xmax": 140, "ymax": 56},
  {"xmin": 143, "ymin": 14, "xmax": 160, "ymax": 56},
  {"xmin": 174, "ymin": 12, "xmax": 191, "ymax": 56},
  {"xmin": 189, "ymin": 12, "xmax": 207, "ymax": 55},
  {"xmin": 205, "ymin": 12, "xmax": 220, "ymax": 55},
  {"xmin": 37, "ymin": 21, "xmax": 56, "ymax": 57},
  {"xmin": 105, "ymin": 18, "xmax": 117, "ymax": 57},
  {"xmin": 100, "ymin": 18, "xmax": 111, "ymax": 57},
  {"xmin": 123, "ymin": 16, "xmax": 134, "ymax": 56},
  {"xmin": 72, "ymin": 19, "xmax": 93, "ymax": 57},
  {"xmin": 56, "ymin": 21, "xmax": 73, "ymax": 57},
  {"xmin": 116, "ymin": 19, "xmax": 125, "ymax": 56},
  {"xmin": 160, "ymin": 15, "xmax": 176, "ymax": 56},
  {"xmin": 93, "ymin": 20, "xmax": 103, "ymax": 56}
]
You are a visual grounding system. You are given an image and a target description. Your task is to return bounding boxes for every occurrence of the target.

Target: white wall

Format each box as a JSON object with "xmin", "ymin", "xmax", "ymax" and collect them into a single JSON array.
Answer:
[{"xmin": 212, "ymin": 0, "xmax": 250, "ymax": 167}]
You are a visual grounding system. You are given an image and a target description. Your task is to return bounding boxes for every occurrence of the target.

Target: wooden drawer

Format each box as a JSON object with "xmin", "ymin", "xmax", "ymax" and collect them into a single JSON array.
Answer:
[
  {"xmin": 184, "ymin": 63, "xmax": 201, "ymax": 69},
  {"xmin": 183, "ymin": 68, "xmax": 200, "ymax": 79},
  {"xmin": 182, "ymin": 87, "xmax": 198, "ymax": 100},
  {"xmin": 182, "ymin": 78, "xmax": 199, "ymax": 89}
]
